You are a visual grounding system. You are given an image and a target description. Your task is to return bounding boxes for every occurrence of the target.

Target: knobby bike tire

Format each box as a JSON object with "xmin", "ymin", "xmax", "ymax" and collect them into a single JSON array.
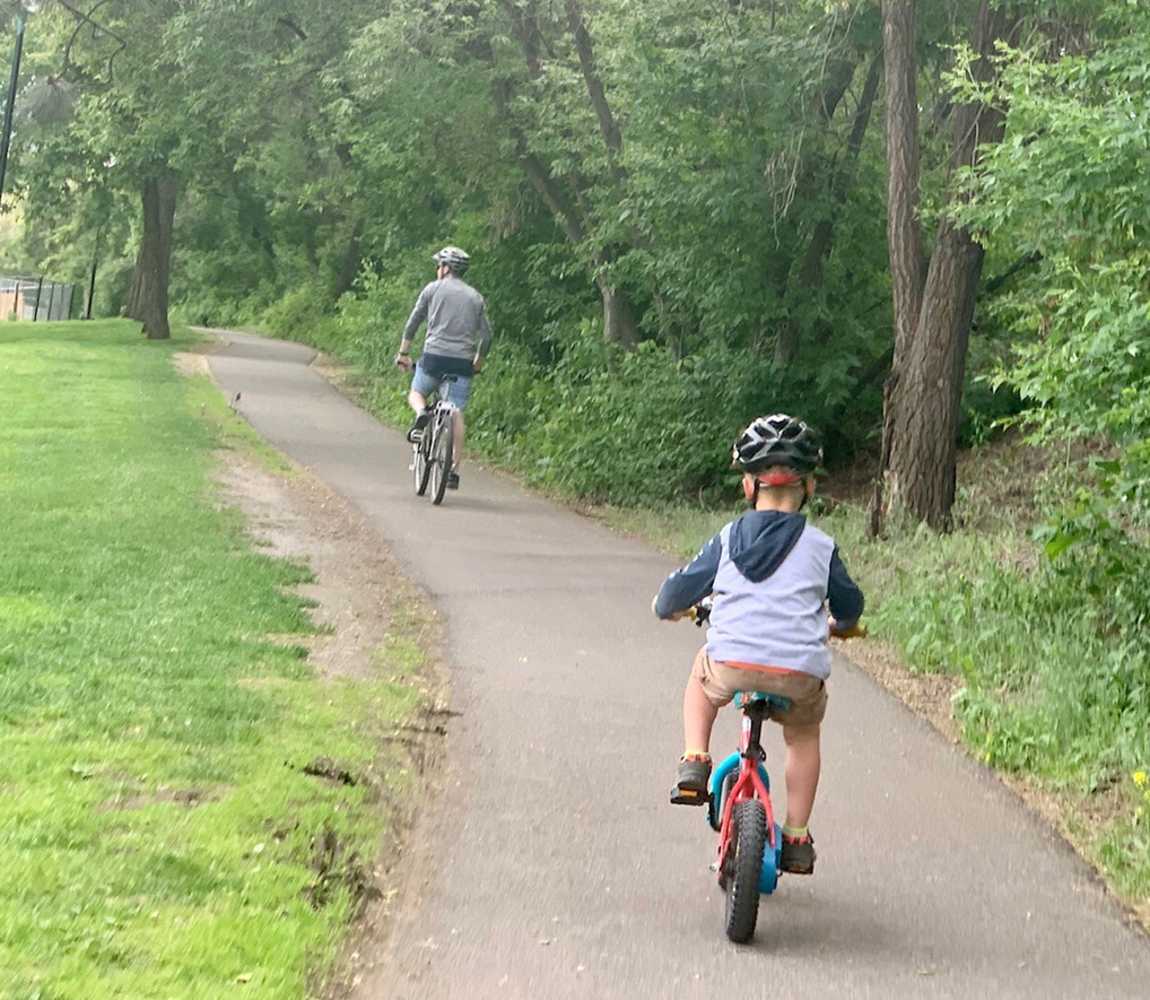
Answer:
[
  {"xmin": 724, "ymin": 799, "xmax": 766, "ymax": 944},
  {"xmin": 431, "ymin": 413, "xmax": 454, "ymax": 506}
]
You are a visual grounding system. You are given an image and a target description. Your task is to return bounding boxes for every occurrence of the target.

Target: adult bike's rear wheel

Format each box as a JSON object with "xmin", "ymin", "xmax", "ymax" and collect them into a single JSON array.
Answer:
[
  {"xmin": 412, "ymin": 435, "xmax": 431, "ymax": 496},
  {"xmin": 724, "ymin": 799, "xmax": 766, "ymax": 944},
  {"xmin": 430, "ymin": 412, "xmax": 454, "ymax": 506}
]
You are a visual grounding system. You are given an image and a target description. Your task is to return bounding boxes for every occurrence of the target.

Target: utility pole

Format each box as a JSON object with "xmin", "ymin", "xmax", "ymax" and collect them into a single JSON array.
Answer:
[{"xmin": 0, "ymin": 5, "xmax": 37, "ymax": 212}]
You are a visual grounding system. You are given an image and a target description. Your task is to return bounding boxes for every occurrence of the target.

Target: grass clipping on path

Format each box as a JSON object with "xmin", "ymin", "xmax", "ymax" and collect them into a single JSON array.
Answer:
[{"xmin": 0, "ymin": 322, "xmax": 421, "ymax": 998}]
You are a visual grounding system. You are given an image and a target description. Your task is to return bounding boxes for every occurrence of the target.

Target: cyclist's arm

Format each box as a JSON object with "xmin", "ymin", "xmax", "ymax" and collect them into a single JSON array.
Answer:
[
  {"xmin": 827, "ymin": 546, "xmax": 864, "ymax": 629},
  {"xmin": 654, "ymin": 534, "xmax": 721, "ymax": 620},
  {"xmin": 398, "ymin": 285, "xmax": 432, "ymax": 357}
]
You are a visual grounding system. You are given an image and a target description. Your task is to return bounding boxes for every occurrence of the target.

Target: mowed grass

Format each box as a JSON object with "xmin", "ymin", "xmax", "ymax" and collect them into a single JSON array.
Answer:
[{"xmin": 0, "ymin": 322, "xmax": 421, "ymax": 998}]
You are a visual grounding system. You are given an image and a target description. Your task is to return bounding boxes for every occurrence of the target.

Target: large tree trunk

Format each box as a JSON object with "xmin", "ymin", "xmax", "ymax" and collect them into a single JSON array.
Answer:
[
  {"xmin": 869, "ymin": 0, "xmax": 925, "ymax": 534},
  {"xmin": 596, "ymin": 274, "xmax": 638, "ymax": 350},
  {"xmin": 874, "ymin": 1, "xmax": 1019, "ymax": 532},
  {"xmin": 882, "ymin": 0, "xmax": 925, "ymax": 362},
  {"xmin": 126, "ymin": 172, "xmax": 178, "ymax": 340}
]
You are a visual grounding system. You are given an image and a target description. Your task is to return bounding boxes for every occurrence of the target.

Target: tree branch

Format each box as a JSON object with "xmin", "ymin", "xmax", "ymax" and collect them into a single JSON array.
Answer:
[{"xmin": 564, "ymin": 0, "xmax": 624, "ymax": 179}]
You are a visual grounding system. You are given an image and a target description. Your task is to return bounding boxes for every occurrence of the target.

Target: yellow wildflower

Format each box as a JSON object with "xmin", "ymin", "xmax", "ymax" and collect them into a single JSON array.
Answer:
[{"xmin": 1134, "ymin": 770, "xmax": 1148, "ymax": 789}]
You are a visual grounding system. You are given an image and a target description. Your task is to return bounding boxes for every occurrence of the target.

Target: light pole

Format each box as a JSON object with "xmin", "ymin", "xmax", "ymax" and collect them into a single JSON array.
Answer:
[{"xmin": 0, "ymin": 2, "xmax": 40, "ymax": 212}]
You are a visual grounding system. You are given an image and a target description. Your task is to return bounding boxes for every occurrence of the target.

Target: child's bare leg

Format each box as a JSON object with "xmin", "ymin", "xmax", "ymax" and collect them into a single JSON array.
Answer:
[
  {"xmin": 683, "ymin": 672, "xmax": 719, "ymax": 755},
  {"xmin": 781, "ymin": 722, "xmax": 821, "ymax": 829}
]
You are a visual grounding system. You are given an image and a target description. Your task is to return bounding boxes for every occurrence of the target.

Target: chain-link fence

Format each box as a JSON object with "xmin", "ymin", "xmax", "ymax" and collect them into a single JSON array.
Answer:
[{"xmin": 0, "ymin": 275, "xmax": 76, "ymax": 321}]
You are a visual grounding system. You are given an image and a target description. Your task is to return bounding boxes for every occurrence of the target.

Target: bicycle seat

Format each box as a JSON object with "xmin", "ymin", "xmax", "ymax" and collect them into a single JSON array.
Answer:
[{"xmin": 734, "ymin": 691, "xmax": 793, "ymax": 715}]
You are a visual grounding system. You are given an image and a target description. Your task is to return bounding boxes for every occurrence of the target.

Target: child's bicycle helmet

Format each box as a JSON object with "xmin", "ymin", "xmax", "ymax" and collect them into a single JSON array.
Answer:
[{"xmin": 732, "ymin": 413, "xmax": 822, "ymax": 476}]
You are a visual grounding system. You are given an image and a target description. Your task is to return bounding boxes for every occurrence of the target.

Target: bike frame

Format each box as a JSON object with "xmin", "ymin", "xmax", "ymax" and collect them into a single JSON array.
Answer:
[{"xmin": 713, "ymin": 703, "xmax": 780, "ymax": 892}]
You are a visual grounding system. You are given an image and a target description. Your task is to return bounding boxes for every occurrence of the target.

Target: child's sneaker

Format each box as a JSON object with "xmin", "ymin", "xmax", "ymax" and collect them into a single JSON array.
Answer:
[
  {"xmin": 780, "ymin": 831, "xmax": 816, "ymax": 874},
  {"xmin": 670, "ymin": 754, "xmax": 711, "ymax": 806}
]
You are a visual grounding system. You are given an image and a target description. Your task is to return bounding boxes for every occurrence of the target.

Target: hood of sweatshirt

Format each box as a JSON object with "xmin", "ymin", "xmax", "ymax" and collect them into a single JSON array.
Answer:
[{"xmin": 728, "ymin": 510, "xmax": 807, "ymax": 582}]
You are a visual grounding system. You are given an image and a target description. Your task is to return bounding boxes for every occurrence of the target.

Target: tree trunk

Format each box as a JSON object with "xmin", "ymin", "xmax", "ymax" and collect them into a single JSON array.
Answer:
[
  {"xmin": 875, "ymin": 1, "xmax": 1019, "ymax": 532},
  {"xmin": 126, "ymin": 172, "xmax": 178, "ymax": 340},
  {"xmin": 881, "ymin": 0, "xmax": 925, "ymax": 359},
  {"xmin": 596, "ymin": 274, "xmax": 638, "ymax": 350},
  {"xmin": 884, "ymin": 225, "xmax": 983, "ymax": 528},
  {"xmin": 565, "ymin": 0, "xmax": 625, "ymax": 180},
  {"xmin": 331, "ymin": 217, "xmax": 364, "ymax": 300}
]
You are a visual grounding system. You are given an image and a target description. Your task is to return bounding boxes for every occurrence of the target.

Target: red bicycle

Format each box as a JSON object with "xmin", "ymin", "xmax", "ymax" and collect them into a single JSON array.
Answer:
[{"xmin": 690, "ymin": 602, "xmax": 864, "ymax": 943}]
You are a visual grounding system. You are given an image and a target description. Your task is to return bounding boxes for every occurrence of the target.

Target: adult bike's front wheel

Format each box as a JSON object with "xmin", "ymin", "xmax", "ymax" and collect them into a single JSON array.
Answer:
[
  {"xmin": 412, "ymin": 437, "xmax": 431, "ymax": 496},
  {"xmin": 430, "ymin": 413, "xmax": 454, "ymax": 506},
  {"xmin": 724, "ymin": 799, "xmax": 766, "ymax": 944}
]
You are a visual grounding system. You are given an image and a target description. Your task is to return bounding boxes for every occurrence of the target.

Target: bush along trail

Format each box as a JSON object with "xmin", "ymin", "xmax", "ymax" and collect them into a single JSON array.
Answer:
[{"xmin": 0, "ymin": 321, "xmax": 428, "ymax": 997}]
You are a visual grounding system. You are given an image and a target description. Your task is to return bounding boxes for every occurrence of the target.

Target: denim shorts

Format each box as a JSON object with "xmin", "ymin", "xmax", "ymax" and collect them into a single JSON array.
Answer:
[{"xmin": 411, "ymin": 364, "xmax": 473, "ymax": 410}]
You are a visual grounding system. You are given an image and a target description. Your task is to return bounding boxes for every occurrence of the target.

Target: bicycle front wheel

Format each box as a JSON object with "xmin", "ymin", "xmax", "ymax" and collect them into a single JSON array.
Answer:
[
  {"xmin": 724, "ymin": 799, "xmax": 766, "ymax": 944},
  {"xmin": 430, "ymin": 413, "xmax": 454, "ymax": 506},
  {"xmin": 412, "ymin": 437, "xmax": 431, "ymax": 496}
]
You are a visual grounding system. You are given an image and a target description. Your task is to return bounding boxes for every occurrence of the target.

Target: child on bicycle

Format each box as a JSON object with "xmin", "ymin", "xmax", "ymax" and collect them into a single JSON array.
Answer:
[{"xmin": 652, "ymin": 414, "xmax": 864, "ymax": 875}]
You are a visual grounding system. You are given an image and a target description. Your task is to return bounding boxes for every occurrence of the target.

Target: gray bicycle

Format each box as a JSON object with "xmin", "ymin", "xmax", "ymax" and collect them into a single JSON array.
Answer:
[{"xmin": 410, "ymin": 379, "xmax": 458, "ymax": 506}]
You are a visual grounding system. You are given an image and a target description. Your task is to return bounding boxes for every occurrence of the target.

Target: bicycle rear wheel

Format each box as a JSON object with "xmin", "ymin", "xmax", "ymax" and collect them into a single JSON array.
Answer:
[
  {"xmin": 724, "ymin": 799, "xmax": 766, "ymax": 944},
  {"xmin": 430, "ymin": 411, "xmax": 454, "ymax": 506}
]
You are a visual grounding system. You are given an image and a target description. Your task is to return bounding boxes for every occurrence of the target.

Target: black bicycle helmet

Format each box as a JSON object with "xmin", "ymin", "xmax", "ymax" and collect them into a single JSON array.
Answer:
[
  {"xmin": 732, "ymin": 413, "xmax": 822, "ymax": 475},
  {"xmin": 433, "ymin": 245, "xmax": 470, "ymax": 276}
]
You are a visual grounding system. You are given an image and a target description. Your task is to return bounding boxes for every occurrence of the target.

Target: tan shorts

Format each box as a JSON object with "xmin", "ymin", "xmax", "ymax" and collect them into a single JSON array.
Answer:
[{"xmin": 691, "ymin": 647, "xmax": 827, "ymax": 727}]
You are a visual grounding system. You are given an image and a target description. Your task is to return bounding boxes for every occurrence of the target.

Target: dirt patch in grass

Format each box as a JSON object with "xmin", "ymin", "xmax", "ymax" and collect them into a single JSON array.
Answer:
[
  {"xmin": 209, "ymin": 439, "xmax": 457, "ymax": 992},
  {"xmin": 217, "ymin": 454, "xmax": 425, "ymax": 684}
]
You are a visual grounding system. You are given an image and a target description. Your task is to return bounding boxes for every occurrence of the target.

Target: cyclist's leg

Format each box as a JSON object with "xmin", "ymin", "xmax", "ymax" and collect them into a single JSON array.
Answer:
[
  {"xmin": 683, "ymin": 648, "xmax": 727, "ymax": 754},
  {"xmin": 441, "ymin": 375, "xmax": 473, "ymax": 471},
  {"xmin": 408, "ymin": 365, "xmax": 439, "ymax": 431},
  {"xmin": 672, "ymin": 648, "xmax": 735, "ymax": 804},
  {"xmin": 781, "ymin": 722, "xmax": 821, "ymax": 829}
]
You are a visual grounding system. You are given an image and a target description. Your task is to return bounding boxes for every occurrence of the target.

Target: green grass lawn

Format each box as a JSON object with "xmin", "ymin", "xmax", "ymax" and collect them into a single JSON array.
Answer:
[{"xmin": 0, "ymin": 322, "xmax": 421, "ymax": 998}]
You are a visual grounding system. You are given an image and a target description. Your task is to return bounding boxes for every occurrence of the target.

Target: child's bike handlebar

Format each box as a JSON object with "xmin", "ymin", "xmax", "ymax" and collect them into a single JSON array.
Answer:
[{"xmin": 684, "ymin": 600, "xmax": 867, "ymax": 639}]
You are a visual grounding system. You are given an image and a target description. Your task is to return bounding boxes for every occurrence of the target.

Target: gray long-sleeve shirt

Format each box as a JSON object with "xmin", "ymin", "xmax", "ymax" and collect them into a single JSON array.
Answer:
[{"xmin": 403, "ymin": 276, "xmax": 493, "ymax": 362}]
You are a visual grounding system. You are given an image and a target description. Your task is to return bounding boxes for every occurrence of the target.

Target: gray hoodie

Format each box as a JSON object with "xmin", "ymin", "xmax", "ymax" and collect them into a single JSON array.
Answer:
[{"xmin": 654, "ymin": 511, "xmax": 864, "ymax": 679}]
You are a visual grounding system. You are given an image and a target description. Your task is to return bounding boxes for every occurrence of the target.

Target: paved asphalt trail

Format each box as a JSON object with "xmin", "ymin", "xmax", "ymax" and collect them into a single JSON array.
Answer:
[{"xmin": 206, "ymin": 331, "xmax": 1149, "ymax": 999}]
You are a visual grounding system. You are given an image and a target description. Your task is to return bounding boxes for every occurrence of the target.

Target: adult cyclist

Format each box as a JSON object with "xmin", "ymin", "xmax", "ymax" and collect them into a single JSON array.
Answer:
[{"xmin": 394, "ymin": 246, "xmax": 493, "ymax": 491}]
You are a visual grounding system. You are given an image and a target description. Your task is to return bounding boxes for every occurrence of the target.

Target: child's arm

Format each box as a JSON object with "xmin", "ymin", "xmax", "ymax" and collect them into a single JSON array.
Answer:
[
  {"xmin": 653, "ymin": 534, "xmax": 721, "ymax": 620},
  {"xmin": 827, "ymin": 546, "xmax": 865, "ymax": 629}
]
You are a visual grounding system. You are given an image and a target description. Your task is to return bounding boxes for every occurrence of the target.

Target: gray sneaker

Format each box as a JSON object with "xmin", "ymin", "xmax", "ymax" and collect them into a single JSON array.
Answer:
[
  {"xmin": 780, "ymin": 832, "xmax": 816, "ymax": 874},
  {"xmin": 670, "ymin": 755, "xmax": 711, "ymax": 806}
]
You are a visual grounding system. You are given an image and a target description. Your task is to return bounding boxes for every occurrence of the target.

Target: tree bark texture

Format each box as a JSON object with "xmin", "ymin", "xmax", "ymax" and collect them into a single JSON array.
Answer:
[
  {"xmin": 881, "ymin": 0, "xmax": 924, "ymax": 363},
  {"xmin": 878, "ymin": 1, "xmax": 1019, "ymax": 532},
  {"xmin": 126, "ymin": 172, "xmax": 178, "ymax": 341}
]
